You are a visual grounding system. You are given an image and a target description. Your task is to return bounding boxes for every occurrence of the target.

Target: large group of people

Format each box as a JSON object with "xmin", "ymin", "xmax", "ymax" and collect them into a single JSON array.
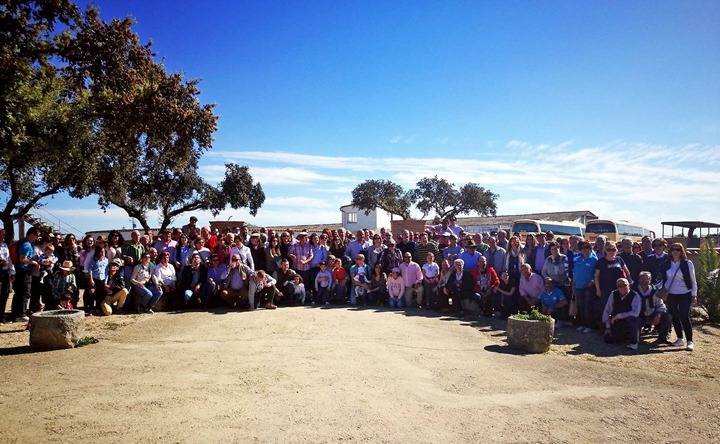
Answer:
[{"xmin": 0, "ymin": 215, "xmax": 699, "ymax": 352}]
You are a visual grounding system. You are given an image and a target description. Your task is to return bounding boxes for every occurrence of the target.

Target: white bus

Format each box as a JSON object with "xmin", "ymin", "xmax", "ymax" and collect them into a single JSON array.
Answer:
[
  {"xmin": 510, "ymin": 219, "xmax": 585, "ymax": 241},
  {"xmin": 585, "ymin": 219, "xmax": 655, "ymax": 243}
]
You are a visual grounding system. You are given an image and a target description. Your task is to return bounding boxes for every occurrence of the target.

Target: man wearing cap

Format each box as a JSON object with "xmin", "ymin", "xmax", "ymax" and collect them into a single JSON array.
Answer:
[
  {"xmin": 288, "ymin": 232, "xmax": 313, "ymax": 289},
  {"xmin": 442, "ymin": 233, "xmax": 462, "ymax": 263},
  {"xmin": 399, "ymin": 252, "xmax": 424, "ymax": 307},
  {"xmin": 182, "ymin": 216, "xmax": 198, "ymax": 236},
  {"xmin": 100, "ymin": 259, "xmax": 128, "ymax": 315},
  {"xmin": 50, "ymin": 260, "xmax": 77, "ymax": 311}
]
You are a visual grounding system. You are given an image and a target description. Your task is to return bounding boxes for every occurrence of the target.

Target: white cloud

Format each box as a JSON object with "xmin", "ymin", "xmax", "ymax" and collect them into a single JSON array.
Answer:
[{"xmin": 389, "ymin": 135, "xmax": 402, "ymax": 144}]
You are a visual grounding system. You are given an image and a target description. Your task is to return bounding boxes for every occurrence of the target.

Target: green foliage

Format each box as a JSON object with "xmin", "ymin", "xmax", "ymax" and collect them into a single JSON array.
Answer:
[
  {"xmin": 0, "ymin": 1, "xmax": 264, "ymax": 236},
  {"xmin": 410, "ymin": 176, "xmax": 498, "ymax": 220},
  {"xmin": 75, "ymin": 336, "xmax": 99, "ymax": 347},
  {"xmin": 511, "ymin": 309, "xmax": 553, "ymax": 322},
  {"xmin": 350, "ymin": 176, "xmax": 498, "ymax": 221},
  {"xmin": 351, "ymin": 179, "xmax": 413, "ymax": 220},
  {"xmin": 697, "ymin": 238, "xmax": 720, "ymax": 323}
]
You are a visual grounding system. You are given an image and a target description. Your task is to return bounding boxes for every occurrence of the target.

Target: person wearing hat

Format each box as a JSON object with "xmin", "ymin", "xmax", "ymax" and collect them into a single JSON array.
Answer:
[
  {"xmin": 458, "ymin": 240, "xmax": 481, "ymax": 270},
  {"xmin": 288, "ymin": 232, "xmax": 313, "ymax": 294},
  {"xmin": 50, "ymin": 260, "xmax": 77, "ymax": 310},
  {"xmin": 100, "ymin": 259, "xmax": 128, "ymax": 315},
  {"xmin": 314, "ymin": 261, "xmax": 334, "ymax": 306},
  {"xmin": 182, "ymin": 216, "xmax": 199, "ymax": 236}
]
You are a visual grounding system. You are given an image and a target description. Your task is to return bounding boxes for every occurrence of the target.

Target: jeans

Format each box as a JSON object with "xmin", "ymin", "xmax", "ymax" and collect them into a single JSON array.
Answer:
[
  {"xmin": 667, "ymin": 292, "xmax": 693, "ymax": 342},
  {"xmin": 133, "ymin": 285, "xmax": 162, "ymax": 309},
  {"xmin": 317, "ymin": 286, "xmax": 330, "ymax": 304},
  {"xmin": 575, "ymin": 286, "xmax": 595, "ymax": 328},
  {"xmin": 183, "ymin": 283, "xmax": 214, "ymax": 307},
  {"xmin": 388, "ymin": 296, "xmax": 405, "ymax": 308}
]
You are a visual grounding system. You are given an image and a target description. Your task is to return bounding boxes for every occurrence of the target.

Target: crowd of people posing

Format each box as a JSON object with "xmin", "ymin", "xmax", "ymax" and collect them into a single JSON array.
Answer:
[{"xmin": 0, "ymin": 216, "xmax": 699, "ymax": 352}]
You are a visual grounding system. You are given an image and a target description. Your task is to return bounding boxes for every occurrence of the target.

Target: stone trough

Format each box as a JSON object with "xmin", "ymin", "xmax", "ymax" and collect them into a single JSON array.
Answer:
[
  {"xmin": 506, "ymin": 316, "xmax": 555, "ymax": 354},
  {"xmin": 29, "ymin": 309, "xmax": 86, "ymax": 351}
]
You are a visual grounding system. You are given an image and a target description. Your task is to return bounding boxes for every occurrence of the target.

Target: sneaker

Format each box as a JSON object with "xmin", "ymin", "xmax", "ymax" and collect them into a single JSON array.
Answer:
[
  {"xmin": 627, "ymin": 343, "xmax": 638, "ymax": 351},
  {"xmin": 582, "ymin": 327, "xmax": 593, "ymax": 334},
  {"xmin": 686, "ymin": 341, "xmax": 695, "ymax": 351},
  {"xmin": 147, "ymin": 308, "xmax": 154, "ymax": 314},
  {"xmin": 311, "ymin": 301, "xmax": 316, "ymax": 306},
  {"xmin": 672, "ymin": 338, "xmax": 685, "ymax": 347},
  {"xmin": 15, "ymin": 315, "xmax": 29, "ymax": 322},
  {"xmin": 265, "ymin": 303, "xmax": 277, "ymax": 310},
  {"xmin": 324, "ymin": 302, "xmax": 330, "ymax": 306}
]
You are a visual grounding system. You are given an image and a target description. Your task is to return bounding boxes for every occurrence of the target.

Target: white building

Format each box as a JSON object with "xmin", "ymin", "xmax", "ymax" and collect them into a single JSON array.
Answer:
[{"xmin": 339, "ymin": 205, "xmax": 392, "ymax": 232}]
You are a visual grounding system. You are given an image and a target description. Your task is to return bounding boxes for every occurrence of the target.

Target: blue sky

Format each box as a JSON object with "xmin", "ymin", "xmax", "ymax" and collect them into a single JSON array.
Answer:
[{"xmin": 29, "ymin": 0, "xmax": 720, "ymax": 236}]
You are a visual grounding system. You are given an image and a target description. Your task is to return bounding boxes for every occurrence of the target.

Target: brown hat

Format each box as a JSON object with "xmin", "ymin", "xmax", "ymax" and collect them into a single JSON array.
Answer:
[
  {"xmin": 59, "ymin": 260, "xmax": 75, "ymax": 272},
  {"xmin": 466, "ymin": 240, "xmax": 477, "ymax": 248}
]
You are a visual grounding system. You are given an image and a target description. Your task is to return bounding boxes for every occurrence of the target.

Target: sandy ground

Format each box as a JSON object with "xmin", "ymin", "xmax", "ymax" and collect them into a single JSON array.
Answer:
[{"xmin": 1, "ymin": 304, "xmax": 719, "ymax": 444}]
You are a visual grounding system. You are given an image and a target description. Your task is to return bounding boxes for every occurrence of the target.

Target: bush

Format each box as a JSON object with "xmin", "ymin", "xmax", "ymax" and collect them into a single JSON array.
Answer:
[
  {"xmin": 511, "ymin": 309, "xmax": 553, "ymax": 322},
  {"xmin": 697, "ymin": 239, "xmax": 720, "ymax": 323}
]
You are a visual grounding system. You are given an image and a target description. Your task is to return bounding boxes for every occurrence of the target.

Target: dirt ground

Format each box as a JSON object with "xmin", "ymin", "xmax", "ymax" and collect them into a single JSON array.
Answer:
[{"xmin": 1, "ymin": 302, "xmax": 719, "ymax": 443}]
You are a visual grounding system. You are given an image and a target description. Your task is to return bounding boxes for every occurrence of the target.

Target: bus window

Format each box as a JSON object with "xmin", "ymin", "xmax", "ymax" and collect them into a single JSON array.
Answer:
[
  {"xmin": 511, "ymin": 222, "xmax": 540, "ymax": 233},
  {"xmin": 586, "ymin": 223, "xmax": 616, "ymax": 235}
]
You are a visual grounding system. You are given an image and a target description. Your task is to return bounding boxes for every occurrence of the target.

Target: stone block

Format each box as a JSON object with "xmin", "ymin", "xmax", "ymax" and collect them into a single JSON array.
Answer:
[{"xmin": 29, "ymin": 309, "xmax": 86, "ymax": 351}]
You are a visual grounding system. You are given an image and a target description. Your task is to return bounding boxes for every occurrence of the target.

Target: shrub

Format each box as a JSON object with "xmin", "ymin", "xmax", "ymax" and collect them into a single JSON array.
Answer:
[
  {"xmin": 511, "ymin": 309, "xmax": 552, "ymax": 322},
  {"xmin": 697, "ymin": 238, "xmax": 720, "ymax": 323}
]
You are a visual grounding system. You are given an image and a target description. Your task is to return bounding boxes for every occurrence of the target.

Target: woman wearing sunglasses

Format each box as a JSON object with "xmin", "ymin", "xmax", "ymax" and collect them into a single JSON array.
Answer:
[{"xmin": 659, "ymin": 243, "xmax": 698, "ymax": 351}]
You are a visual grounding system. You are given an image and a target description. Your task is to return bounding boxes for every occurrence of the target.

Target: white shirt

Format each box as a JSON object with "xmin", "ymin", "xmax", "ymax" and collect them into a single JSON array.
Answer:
[
  {"xmin": 0, "ymin": 242, "xmax": 15, "ymax": 275},
  {"xmin": 665, "ymin": 260, "xmax": 697, "ymax": 297},
  {"xmin": 153, "ymin": 262, "xmax": 177, "ymax": 286}
]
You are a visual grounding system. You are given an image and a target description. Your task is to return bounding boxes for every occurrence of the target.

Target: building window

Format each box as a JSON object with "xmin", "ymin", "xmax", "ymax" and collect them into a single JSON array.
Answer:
[{"xmin": 347, "ymin": 212, "xmax": 357, "ymax": 224}]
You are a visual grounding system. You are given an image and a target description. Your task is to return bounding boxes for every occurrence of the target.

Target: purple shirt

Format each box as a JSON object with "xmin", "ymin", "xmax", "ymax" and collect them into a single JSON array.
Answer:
[
  {"xmin": 288, "ymin": 242, "xmax": 313, "ymax": 272},
  {"xmin": 519, "ymin": 273, "xmax": 544, "ymax": 301}
]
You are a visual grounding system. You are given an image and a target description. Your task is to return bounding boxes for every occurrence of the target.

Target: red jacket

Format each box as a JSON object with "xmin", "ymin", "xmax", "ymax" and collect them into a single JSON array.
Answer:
[{"xmin": 471, "ymin": 266, "xmax": 500, "ymax": 293}]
